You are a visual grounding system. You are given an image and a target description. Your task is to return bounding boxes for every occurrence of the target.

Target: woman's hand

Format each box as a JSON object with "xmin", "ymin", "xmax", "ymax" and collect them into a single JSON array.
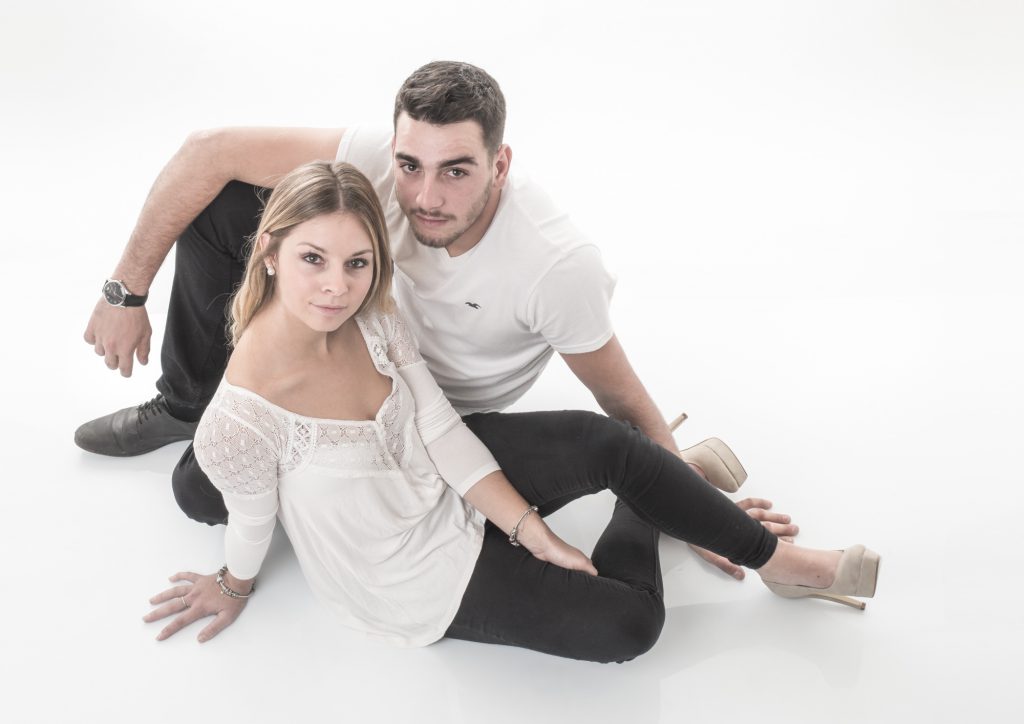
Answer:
[
  {"xmin": 143, "ymin": 570, "xmax": 250, "ymax": 643},
  {"xmin": 518, "ymin": 517, "xmax": 599, "ymax": 576}
]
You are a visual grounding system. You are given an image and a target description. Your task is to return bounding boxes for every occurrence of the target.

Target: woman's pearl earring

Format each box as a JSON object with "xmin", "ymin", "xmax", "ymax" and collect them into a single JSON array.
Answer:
[{"xmin": 266, "ymin": 265, "xmax": 275, "ymax": 276}]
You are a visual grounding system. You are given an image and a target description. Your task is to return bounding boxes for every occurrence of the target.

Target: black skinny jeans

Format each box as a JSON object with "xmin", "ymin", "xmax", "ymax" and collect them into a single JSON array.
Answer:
[{"xmin": 164, "ymin": 183, "xmax": 778, "ymax": 663}]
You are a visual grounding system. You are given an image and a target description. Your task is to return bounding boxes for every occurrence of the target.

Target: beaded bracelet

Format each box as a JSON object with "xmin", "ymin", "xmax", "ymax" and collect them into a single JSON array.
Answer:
[
  {"xmin": 508, "ymin": 505, "xmax": 539, "ymax": 547},
  {"xmin": 216, "ymin": 565, "xmax": 255, "ymax": 599}
]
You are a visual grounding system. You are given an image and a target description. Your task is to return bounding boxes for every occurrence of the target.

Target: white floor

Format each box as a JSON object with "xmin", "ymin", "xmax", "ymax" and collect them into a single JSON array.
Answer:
[{"xmin": 3, "ymin": 2, "xmax": 1023, "ymax": 722}]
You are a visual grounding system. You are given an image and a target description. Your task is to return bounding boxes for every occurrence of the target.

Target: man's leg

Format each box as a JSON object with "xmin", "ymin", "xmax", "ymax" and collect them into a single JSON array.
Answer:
[
  {"xmin": 172, "ymin": 443, "xmax": 228, "ymax": 526},
  {"xmin": 75, "ymin": 182, "xmax": 268, "ymax": 456}
]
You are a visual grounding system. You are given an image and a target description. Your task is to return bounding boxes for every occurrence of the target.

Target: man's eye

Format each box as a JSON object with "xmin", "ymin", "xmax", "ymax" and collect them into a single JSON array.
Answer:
[
  {"xmin": 400, "ymin": 163, "xmax": 418, "ymax": 173},
  {"xmin": 448, "ymin": 168, "xmax": 466, "ymax": 178},
  {"xmin": 303, "ymin": 253, "xmax": 322, "ymax": 264}
]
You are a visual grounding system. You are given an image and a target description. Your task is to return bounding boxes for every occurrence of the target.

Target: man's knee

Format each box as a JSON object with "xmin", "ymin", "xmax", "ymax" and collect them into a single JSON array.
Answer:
[
  {"xmin": 182, "ymin": 180, "xmax": 268, "ymax": 261},
  {"xmin": 171, "ymin": 445, "xmax": 228, "ymax": 526}
]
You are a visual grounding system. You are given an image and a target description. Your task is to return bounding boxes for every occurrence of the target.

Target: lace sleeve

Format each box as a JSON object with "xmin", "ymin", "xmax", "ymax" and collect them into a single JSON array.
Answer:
[
  {"xmin": 382, "ymin": 307, "xmax": 424, "ymax": 369},
  {"xmin": 193, "ymin": 392, "xmax": 283, "ymax": 497}
]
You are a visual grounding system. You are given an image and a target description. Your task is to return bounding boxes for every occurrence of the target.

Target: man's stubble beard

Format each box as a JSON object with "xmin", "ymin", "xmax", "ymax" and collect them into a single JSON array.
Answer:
[{"xmin": 407, "ymin": 184, "xmax": 492, "ymax": 250}]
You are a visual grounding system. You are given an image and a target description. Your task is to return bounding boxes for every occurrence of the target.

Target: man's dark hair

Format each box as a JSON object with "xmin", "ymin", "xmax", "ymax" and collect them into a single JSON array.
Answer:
[{"xmin": 393, "ymin": 61, "xmax": 506, "ymax": 153}]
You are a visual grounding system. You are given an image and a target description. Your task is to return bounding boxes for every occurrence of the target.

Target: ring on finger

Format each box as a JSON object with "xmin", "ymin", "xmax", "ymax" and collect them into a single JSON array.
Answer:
[{"xmin": 180, "ymin": 596, "xmax": 189, "ymax": 609}]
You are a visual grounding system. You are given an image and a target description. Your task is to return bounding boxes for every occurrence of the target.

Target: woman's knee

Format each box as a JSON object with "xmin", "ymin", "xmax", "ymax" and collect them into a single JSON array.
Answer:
[
  {"xmin": 581, "ymin": 412, "xmax": 651, "ymax": 481},
  {"xmin": 575, "ymin": 595, "xmax": 665, "ymax": 664},
  {"xmin": 606, "ymin": 597, "xmax": 665, "ymax": 663}
]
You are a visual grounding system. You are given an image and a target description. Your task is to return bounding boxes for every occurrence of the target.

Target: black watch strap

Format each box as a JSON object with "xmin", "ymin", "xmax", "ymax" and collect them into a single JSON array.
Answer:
[{"xmin": 103, "ymin": 279, "xmax": 149, "ymax": 308}]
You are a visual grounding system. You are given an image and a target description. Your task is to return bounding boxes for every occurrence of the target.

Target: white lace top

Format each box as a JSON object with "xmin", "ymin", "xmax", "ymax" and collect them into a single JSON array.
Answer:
[{"xmin": 193, "ymin": 309, "xmax": 500, "ymax": 647}]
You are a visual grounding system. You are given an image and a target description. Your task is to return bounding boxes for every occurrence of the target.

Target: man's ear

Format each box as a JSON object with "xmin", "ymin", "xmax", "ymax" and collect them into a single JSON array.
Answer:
[{"xmin": 493, "ymin": 144, "xmax": 512, "ymax": 189}]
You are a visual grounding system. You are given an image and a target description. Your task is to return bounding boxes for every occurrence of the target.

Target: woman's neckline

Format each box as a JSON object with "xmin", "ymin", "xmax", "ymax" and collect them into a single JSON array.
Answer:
[{"xmin": 223, "ymin": 314, "xmax": 395, "ymax": 425}]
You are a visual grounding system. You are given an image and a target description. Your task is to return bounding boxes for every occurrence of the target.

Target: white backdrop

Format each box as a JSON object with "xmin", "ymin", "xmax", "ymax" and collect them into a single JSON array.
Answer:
[{"xmin": 2, "ymin": 2, "xmax": 1022, "ymax": 722}]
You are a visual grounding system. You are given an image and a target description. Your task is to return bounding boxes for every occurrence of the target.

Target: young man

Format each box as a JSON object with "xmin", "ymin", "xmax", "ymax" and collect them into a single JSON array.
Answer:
[{"xmin": 79, "ymin": 61, "xmax": 795, "ymax": 578}]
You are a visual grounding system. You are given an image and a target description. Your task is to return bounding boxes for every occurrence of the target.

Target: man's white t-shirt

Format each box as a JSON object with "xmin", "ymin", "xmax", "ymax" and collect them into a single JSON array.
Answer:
[{"xmin": 337, "ymin": 125, "xmax": 616, "ymax": 415}]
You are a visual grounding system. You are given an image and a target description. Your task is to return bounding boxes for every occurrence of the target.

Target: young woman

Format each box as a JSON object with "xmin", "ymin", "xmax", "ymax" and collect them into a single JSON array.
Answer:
[{"xmin": 143, "ymin": 161, "xmax": 880, "ymax": 663}]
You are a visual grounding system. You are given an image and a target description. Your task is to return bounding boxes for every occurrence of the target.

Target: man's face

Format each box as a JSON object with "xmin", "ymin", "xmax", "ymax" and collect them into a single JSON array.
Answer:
[{"xmin": 392, "ymin": 113, "xmax": 503, "ymax": 253}]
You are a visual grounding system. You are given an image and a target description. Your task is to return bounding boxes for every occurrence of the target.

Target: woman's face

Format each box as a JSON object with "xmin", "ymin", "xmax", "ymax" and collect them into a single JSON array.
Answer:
[{"xmin": 265, "ymin": 211, "xmax": 375, "ymax": 334}]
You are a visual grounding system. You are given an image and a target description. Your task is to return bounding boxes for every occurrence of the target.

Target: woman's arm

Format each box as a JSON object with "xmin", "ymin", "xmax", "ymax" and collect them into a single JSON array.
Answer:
[
  {"xmin": 384, "ymin": 311, "xmax": 598, "ymax": 575},
  {"xmin": 462, "ymin": 471, "xmax": 598, "ymax": 576},
  {"xmin": 143, "ymin": 395, "xmax": 281, "ymax": 641}
]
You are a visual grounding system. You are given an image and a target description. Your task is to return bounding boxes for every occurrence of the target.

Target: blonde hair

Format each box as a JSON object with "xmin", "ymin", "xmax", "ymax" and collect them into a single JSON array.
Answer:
[{"xmin": 229, "ymin": 161, "xmax": 394, "ymax": 346}]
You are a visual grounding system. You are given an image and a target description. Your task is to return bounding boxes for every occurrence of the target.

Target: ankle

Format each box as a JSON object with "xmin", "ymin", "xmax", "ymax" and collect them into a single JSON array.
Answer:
[{"xmin": 757, "ymin": 544, "xmax": 840, "ymax": 588}]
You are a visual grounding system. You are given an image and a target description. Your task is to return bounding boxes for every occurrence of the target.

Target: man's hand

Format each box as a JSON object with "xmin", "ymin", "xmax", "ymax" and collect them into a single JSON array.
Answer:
[
  {"xmin": 143, "ymin": 571, "xmax": 249, "ymax": 643},
  {"xmin": 689, "ymin": 497, "xmax": 799, "ymax": 580},
  {"xmin": 83, "ymin": 297, "xmax": 152, "ymax": 377}
]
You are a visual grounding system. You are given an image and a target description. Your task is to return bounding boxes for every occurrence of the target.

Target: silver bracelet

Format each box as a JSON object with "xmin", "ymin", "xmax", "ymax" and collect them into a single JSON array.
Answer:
[
  {"xmin": 216, "ymin": 565, "xmax": 255, "ymax": 599},
  {"xmin": 508, "ymin": 505, "xmax": 539, "ymax": 547}
]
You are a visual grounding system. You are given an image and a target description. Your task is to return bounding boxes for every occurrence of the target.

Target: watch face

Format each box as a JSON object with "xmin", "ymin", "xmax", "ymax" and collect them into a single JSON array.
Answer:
[{"xmin": 103, "ymin": 280, "xmax": 126, "ymax": 306}]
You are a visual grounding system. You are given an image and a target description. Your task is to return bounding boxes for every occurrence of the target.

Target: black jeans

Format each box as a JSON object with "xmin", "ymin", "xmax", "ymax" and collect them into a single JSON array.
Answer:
[
  {"xmin": 173, "ymin": 410, "xmax": 777, "ymax": 664},
  {"xmin": 156, "ymin": 181, "xmax": 268, "ymax": 422},
  {"xmin": 447, "ymin": 411, "xmax": 776, "ymax": 663}
]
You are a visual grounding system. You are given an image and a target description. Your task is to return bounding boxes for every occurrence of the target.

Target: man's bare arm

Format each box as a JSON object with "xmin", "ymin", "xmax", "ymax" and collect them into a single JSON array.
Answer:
[
  {"xmin": 109, "ymin": 126, "xmax": 346, "ymax": 293},
  {"xmin": 561, "ymin": 336, "xmax": 797, "ymax": 580},
  {"xmin": 85, "ymin": 126, "xmax": 345, "ymax": 376},
  {"xmin": 559, "ymin": 335, "xmax": 676, "ymax": 452}
]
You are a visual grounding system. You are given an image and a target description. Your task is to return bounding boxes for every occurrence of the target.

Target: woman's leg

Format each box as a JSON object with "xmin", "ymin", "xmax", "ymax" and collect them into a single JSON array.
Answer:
[
  {"xmin": 446, "ymin": 506, "xmax": 665, "ymax": 664},
  {"xmin": 463, "ymin": 410, "xmax": 777, "ymax": 568},
  {"xmin": 450, "ymin": 410, "xmax": 776, "ymax": 662}
]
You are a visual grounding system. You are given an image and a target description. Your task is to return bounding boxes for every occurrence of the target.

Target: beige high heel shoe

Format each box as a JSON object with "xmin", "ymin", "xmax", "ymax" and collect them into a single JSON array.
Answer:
[
  {"xmin": 669, "ymin": 413, "xmax": 748, "ymax": 493},
  {"xmin": 762, "ymin": 544, "xmax": 881, "ymax": 610},
  {"xmin": 679, "ymin": 438, "xmax": 748, "ymax": 493}
]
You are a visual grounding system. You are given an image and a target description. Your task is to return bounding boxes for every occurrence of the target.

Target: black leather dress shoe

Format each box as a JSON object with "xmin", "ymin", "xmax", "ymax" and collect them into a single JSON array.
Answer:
[{"xmin": 74, "ymin": 394, "xmax": 199, "ymax": 456}]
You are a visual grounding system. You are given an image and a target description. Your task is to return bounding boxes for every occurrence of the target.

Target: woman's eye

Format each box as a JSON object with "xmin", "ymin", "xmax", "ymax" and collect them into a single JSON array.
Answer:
[
  {"xmin": 303, "ymin": 253, "xmax": 322, "ymax": 264},
  {"xmin": 349, "ymin": 258, "xmax": 370, "ymax": 269}
]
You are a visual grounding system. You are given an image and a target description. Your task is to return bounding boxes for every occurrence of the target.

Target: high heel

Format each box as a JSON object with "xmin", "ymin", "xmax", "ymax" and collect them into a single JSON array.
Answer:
[
  {"xmin": 762, "ymin": 545, "xmax": 881, "ymax": 610},
  {"xmin": 679, "ymin": 438, "xmax": 748, "ymax": 493}
]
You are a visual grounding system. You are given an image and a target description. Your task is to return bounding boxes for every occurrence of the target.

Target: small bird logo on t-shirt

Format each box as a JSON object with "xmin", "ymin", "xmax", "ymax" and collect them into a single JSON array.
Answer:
[{"xmin": 465, "ymin": 302, "xmax": 482, "ymax": 310}]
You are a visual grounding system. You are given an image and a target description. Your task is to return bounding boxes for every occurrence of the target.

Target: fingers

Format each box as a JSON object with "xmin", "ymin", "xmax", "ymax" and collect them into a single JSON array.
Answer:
[
  {"xmin": 762, "ymin": 520, "xmax": 800, "ymax": 538},
  {"xmin": 137, "ymin": 335, "xmax": 150, "ymax": 366},
  {"xmin": 197, "ymin": 610, "xmax": 236, "ymax": 644},
  {"xmin": 689, "ymin": 544, "xmax": 745, "ymax": 581},
  {"xmin": 736, "ymin": 497, "xmax": 772, "ymax": 511},
  {"xmin": 143, "ymin": 595, "xmax": 192, "ymax": 625},
  {"xmin": 742, "ymin": 507, "xmax": 799, "ymax": 539},
  {"xmin": 118, "ymin": 352, "xmax": 135, "ymax": 378},
  {"xmin": 170, "ymin": 572, "xmax": 200, "ymax": 584},
  {"xmin": 148, "ymin": 584, "xmax": 194, "ymax": 607},
  {"xmin": 156, "ymin": 608, "xmax": 204, "ymax": 641},
  {"xmin": 744, "ymin": 507, "xmax": 792, "ymax": 525}
]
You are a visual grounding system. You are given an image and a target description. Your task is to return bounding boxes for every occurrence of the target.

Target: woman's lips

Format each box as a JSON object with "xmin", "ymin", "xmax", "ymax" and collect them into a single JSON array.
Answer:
[{"xmin": 312, "ymin": 303, "xmax": 347, "ymax": 315}]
